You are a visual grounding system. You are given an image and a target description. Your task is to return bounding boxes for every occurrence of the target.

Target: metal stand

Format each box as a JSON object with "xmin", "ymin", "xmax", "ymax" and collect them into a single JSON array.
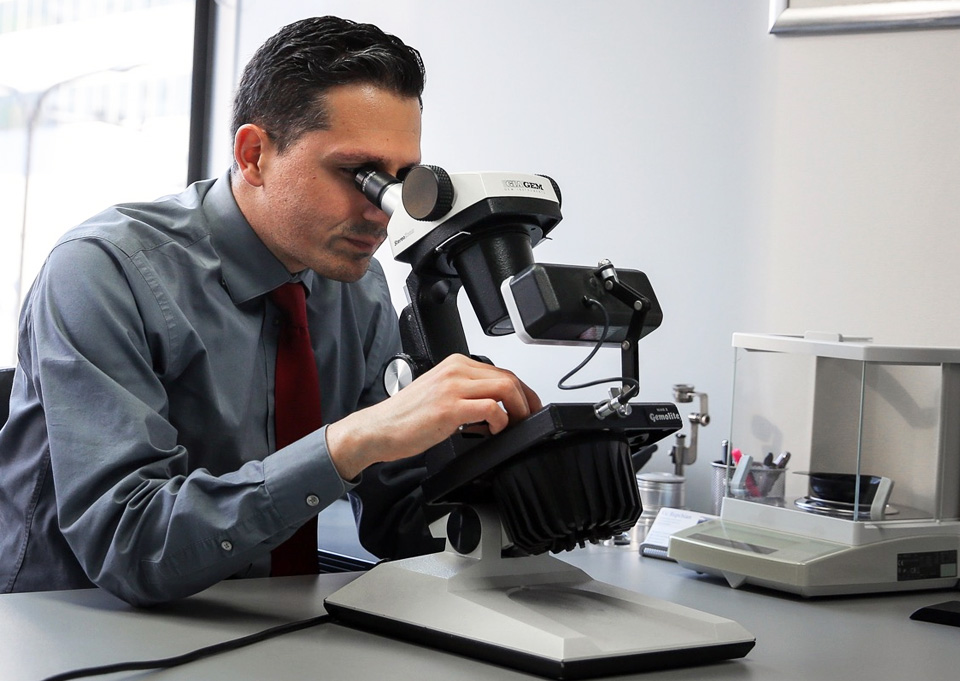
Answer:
[{"xmin": 325, "ymin": 506, "xmax": 755, "ymax": 680}]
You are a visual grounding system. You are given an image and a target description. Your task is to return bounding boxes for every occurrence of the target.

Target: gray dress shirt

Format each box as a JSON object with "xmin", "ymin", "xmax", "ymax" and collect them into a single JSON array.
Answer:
[{"xmin": 0, "ymin": 173, "xmax": 438, "ymax": 606}]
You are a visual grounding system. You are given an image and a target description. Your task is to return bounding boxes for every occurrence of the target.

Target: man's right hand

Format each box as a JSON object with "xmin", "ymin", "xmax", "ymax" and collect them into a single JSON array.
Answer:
[{"xmin": 324, "ymin": 354, "xmax": 542, "ymax": 481}]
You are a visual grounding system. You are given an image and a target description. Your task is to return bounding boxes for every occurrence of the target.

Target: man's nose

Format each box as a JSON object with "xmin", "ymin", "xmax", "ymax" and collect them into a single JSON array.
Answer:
[{"xmin": 361, "ymin": 201, "xmax": 391, "ymax": 229}]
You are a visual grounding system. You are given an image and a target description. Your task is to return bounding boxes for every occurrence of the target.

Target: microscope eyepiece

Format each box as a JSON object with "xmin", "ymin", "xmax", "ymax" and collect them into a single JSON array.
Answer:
[{"xmin": 354, "ymin": 167, "xmax": 402, "ymax": 216}]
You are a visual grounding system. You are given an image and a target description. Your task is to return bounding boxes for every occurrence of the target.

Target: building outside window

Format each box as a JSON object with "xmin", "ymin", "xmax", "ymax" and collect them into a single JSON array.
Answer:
[{"xmin": 0, "ymin": 0, "xmax": 195, "ymax": 365}]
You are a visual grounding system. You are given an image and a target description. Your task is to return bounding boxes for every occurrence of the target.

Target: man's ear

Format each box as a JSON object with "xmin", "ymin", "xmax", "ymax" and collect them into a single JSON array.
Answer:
[{"xmin": 234, "ymin": 124, "xmax": 269, "ymax": 187}]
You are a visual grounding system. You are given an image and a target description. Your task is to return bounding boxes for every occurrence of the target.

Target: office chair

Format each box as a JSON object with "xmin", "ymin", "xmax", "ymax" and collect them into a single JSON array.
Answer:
[{"xmin": 0, "ymin": 367, "xmax": 14, "ymax": 427}]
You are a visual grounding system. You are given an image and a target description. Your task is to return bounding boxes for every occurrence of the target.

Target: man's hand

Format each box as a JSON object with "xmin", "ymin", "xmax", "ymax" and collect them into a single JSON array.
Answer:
[{"xmin": 325, "ymin": 354, "xmax": 542, "ymax": 481}]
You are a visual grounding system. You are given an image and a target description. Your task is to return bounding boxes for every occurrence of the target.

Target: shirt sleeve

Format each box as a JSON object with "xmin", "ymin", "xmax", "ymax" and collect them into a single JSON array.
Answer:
[
  {"xmin": 26, "ymin": 236, "xmax": 345, "ymax": 606},
  {"xmin": 350, "ymin": 455, "xmax": 448, "ymax": 560}
]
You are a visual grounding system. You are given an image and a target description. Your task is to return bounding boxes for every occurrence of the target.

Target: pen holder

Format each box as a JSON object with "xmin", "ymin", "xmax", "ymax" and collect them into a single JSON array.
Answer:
[{"xmin": 711, "ymin": 461, "xmax": 787, "ymax": 515}]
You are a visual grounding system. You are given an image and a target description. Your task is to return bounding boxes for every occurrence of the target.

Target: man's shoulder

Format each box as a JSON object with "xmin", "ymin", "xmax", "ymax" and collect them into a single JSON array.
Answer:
[{"xmin": 57, "ymin": 180, "xmax": 216, "ymax": 258}]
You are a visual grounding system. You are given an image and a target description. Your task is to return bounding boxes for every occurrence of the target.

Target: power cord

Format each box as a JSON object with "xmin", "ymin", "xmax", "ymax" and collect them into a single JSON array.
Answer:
[
  {"xmin": 557, "ymin": 296, "xmax": 640, "ymax": 398},
  {"xmin": 40, "ymin": 613, "xmax": 332, "ymax": 681}
]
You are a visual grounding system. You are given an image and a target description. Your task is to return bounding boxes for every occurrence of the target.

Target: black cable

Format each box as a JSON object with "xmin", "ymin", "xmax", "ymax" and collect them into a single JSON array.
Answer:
[
  {"xmin": 40, "ymin": 613, "xmax": 333, "ymax": 681},
  {"xmin": 557, "ymin": 297, "xmax": 639, "ymax": 397}
]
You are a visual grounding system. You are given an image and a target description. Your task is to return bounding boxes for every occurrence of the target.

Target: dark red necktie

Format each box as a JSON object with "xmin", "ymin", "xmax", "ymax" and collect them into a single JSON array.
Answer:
[{"xmin": 269, "ymin": 282, "xmax": 323, "ymax": 576}]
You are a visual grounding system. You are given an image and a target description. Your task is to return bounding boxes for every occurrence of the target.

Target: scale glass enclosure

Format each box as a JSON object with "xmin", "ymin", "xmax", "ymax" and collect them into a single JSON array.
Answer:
[{"xmin": 668, "ymin": 332, "xmax": 960, "ymax": 597}]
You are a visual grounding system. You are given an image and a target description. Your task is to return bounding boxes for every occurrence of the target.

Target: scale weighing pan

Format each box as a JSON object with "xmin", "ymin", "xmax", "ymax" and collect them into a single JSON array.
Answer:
[{"xmin": 794, "ymin": 471, "xmax": 886, "ymax": 505}]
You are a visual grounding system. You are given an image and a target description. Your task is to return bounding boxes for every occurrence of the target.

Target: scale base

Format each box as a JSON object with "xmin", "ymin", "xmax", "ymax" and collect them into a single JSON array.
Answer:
[
  {"xmin": 324, "ymin": 542, "xmax": 754, "ymax": 679},
  {"xmin": 669, "ymin": 517, "xmax": 960, "ymax": 597}
]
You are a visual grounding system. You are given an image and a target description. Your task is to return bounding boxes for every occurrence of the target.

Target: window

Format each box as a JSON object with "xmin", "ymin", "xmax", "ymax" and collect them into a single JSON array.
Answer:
[{"xmin": 0, "ymin": 0, "xmax": 196, "ymax": 364}]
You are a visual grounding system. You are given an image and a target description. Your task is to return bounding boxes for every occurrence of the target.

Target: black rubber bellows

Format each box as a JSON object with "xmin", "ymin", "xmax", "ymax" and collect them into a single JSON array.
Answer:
[{"xmin": 490, "ymin": 434, "xmax": 642, "ymax": 555}]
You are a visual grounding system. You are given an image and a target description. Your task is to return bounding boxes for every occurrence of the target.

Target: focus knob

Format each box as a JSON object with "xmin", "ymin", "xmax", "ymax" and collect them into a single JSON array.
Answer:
[
  {"xmin": 402, "ymin": 165, "xmax": 455, "ymax": 221},
  {"xmin": 537, "ymin": 174, "xmax": 562, "ymax": 208},
  {"xmin": 383, "ymin": 354, "xmax": 416, "ymax": 396}
]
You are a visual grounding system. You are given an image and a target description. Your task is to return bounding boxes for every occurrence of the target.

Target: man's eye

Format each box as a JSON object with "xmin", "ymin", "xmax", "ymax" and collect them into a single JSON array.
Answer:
[{"xmin": 343, "ymin": 165, "xmax": 379, "ymax": 181}]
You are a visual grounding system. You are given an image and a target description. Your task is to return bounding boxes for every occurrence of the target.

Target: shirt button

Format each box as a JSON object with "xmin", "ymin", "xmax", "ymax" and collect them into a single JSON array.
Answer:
[
  {"xmin": 221, "ymin": 540, "xmax": 233, "ymax": 551},
  {"xmin": 306, "ymin": 494, "xmax": 320, "ymax": 507}
]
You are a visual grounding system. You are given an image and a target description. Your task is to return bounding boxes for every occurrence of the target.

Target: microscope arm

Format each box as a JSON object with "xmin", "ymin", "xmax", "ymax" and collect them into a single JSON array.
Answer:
[{"xmin": 397, "ymin": 271, "xmax": 471, "ymax": 376}]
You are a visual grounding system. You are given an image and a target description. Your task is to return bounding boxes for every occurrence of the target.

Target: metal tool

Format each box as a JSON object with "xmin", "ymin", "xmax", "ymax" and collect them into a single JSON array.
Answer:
[{"xmin": 670, "ymin": 383, "xmax": 709, "ymax": 476}]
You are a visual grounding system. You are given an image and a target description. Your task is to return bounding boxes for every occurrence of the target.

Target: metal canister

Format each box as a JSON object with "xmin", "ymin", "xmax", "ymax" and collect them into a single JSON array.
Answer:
[{"xmin": 636, "ymin": 472, "xmax": 686, "ymax": 518}]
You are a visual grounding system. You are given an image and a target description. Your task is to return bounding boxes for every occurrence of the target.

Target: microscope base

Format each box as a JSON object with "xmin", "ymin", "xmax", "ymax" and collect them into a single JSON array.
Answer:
[{"xmin": 324, "ymin": 549, "xmax": 754, "ymax": 679}]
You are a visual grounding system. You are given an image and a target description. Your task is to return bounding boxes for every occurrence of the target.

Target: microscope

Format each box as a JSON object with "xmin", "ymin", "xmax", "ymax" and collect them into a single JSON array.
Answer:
[{"xmin": 324, "ymin": 166, "xmax": 754, "ymax": 679}]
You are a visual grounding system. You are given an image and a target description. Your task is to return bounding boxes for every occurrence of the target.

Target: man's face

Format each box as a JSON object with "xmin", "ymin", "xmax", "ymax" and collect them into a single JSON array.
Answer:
[{"xmin": 248, "ymin": 83, "xmax": 422, "ymax": 281}]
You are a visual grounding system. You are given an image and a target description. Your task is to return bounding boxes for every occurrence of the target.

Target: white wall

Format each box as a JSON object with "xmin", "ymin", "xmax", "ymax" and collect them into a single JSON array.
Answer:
[
  {"xmin": 762, "ymin": 28, "xmax": 960, "ymax": 344},
  {"xmin": 220, "ymin": 0, "xmax": 960, "ymax": 512}
]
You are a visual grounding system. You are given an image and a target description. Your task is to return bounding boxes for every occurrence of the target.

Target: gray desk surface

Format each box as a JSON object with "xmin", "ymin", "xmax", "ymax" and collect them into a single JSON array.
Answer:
[{"xmin": 2, "ymin": 541, "xmax": 959, "ymax": 681}]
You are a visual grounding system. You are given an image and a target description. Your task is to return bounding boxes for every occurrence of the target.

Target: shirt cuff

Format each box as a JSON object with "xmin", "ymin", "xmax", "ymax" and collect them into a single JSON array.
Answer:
[{"xmin": 261, "ymin": 425, "xmax": 355, "ymax": 526}]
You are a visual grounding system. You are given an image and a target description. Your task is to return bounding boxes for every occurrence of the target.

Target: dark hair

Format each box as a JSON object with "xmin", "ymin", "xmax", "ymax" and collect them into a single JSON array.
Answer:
[{"xmin": 232, "ymin": 16, "xmax": 425, "ymax": 152}]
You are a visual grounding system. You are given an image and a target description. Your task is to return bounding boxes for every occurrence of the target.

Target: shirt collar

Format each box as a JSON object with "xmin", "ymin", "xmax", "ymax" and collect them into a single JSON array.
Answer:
[{"xmin": 204, "ymin": 171, "xmax": 316, "ymax": 305}]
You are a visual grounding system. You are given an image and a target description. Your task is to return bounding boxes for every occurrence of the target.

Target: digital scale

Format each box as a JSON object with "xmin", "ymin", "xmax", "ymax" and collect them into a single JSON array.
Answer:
[
  {"xmin": 669, "ymin": 497, "xmax": 960, "ymax": 597},
  {"xmin": 668, "ymin": 332, "xmax": 960, "ymax": 597}
]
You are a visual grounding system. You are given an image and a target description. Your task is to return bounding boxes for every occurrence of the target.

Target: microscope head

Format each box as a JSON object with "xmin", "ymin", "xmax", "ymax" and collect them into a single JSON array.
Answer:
[{"xmin": 357, "ymin": 165, "xmax": 562, "ymax": 335}]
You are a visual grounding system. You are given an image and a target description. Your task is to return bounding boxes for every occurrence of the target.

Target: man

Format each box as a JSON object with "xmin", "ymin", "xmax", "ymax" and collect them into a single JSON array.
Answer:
[{"xmin": 0, "ymin": 16, "xmax": 540, "ymax": 606}]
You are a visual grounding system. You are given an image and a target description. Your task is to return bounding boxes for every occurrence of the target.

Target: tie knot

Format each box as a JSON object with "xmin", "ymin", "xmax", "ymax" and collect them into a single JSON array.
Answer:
[{"xmin": 270, "ymin": 283, "xmax": 308, "ymax": 328}]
